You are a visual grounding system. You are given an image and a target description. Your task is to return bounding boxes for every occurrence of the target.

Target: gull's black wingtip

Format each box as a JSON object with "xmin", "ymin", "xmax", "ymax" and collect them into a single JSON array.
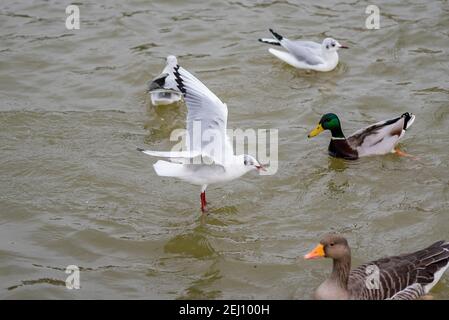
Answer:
[
  {"xmin": 269, "ymin": 28, "xmax": 283, "ymax": 41},
  {"xmin": 136, "ymin": 147, "xmax": 145, "ymax": 152}
]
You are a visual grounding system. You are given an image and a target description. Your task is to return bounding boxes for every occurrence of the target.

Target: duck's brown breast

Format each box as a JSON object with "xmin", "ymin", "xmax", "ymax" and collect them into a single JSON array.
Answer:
[{"xmin": 328, "ymin": 139, "xmax": 358, "ymax": 160}]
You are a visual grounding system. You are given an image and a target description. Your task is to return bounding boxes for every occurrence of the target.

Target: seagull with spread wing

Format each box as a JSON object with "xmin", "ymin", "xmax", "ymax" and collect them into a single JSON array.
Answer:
[{"xmin": 138, "ymin": 56, "xmax": 265, "ymax": 213}]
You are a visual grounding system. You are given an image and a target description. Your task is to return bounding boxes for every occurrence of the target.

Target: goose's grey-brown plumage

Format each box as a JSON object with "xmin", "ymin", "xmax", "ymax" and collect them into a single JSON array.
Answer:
[{"xmin": 305, "ymin": 234, "xmax": 449, "ymax": 300}]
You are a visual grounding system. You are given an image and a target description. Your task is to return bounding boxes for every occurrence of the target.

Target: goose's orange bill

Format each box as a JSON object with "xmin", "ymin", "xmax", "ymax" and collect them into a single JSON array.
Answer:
[{"xmin": 304, "ymin": 243, "xmax": 325, "ymax": 260}]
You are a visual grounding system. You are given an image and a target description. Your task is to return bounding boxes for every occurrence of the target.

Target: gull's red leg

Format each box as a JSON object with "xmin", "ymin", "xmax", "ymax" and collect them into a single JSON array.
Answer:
[
  {"xmin": 200, "ymin": 185, "xmax": 208, "ymax": 213},
  {"xmin": 200, "ymin": 191, "xmax": 208, "ymax": 213}
]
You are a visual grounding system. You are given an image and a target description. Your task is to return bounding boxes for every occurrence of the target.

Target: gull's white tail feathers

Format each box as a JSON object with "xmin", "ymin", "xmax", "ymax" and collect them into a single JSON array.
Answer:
[
  {"xmin": 268, "ymin": 48, "xmax": 302, "ymax": 68},
  {"xmin": 153, "ymin": 160, "xmax": 187, "ymax": 178}
]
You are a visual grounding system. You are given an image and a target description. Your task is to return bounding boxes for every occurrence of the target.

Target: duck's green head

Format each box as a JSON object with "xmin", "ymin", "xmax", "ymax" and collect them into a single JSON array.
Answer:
[{"xmin": 308, "ymin": 113, "xmax": 344, "ymax": 138}]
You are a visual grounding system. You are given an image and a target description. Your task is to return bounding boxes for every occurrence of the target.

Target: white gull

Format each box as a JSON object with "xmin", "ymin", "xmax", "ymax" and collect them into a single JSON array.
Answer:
[
  {"xmin": 259, "ymin": 29, "xmax": 348, "ymax": 72},
  {"xmin": 138, "ymin": 55, "xmax": 265, "ymax": 213}
]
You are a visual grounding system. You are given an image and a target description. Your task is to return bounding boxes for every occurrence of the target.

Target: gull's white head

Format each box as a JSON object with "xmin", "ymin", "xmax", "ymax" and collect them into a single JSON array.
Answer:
[
  {"xmin": 322, "ymin": 38, "xmax": 348, "ymax": 53},
  {"xmin": 242, "ymin": 155, "xmax": 266, "ymax": 172}
]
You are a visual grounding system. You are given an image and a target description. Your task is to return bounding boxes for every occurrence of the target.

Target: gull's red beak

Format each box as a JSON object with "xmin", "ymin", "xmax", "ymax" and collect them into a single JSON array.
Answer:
[
  {"xmin": 256, "ymin": 165, "xmax": 267, "ymax": 172},
  {"xmin": 340, "ymin": 45, "xmax": 349, "ymax": 49}
]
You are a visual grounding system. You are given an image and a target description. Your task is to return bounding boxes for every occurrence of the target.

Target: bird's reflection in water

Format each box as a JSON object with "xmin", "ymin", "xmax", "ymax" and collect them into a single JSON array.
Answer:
[
  {"xmin": 144, "ymin": 100, "xmax": 185, "ymax": 144},
  {"xmin": 199, "ymin": 205, "xmax": 239, "ymax": 226},
  {"xmin": 162, "ymin": 224, "xmax": 222, "ymax": 299},
  {"xmin": 178, "ymin": 261, "xmax": 222, "ymax": 299},
  {"xmin": 325, "ymin": 157, "xmax": 353, "ymax": 199},
  {"xmin": 163, "ymin": 226, "xmax": 217, "ymax": 259},
  {"xmin": 327, "ymin": 156, "xmax": 349, "ymax": 172}
]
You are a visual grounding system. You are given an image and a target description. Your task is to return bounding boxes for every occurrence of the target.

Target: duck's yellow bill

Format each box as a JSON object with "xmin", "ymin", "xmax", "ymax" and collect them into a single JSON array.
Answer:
[
  {"xmin": 304, "ymin": 243, "xmax": 325, "ymax": 260},
  {"xmin": 308, "ymin": 124, "xmax": 324, "ymax": 138}
]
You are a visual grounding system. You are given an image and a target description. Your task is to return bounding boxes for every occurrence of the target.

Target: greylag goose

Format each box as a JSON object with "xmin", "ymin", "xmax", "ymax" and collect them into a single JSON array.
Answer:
[{"xmin": 304, "ymin": 234, "xmax": 449, "ymax": 300}]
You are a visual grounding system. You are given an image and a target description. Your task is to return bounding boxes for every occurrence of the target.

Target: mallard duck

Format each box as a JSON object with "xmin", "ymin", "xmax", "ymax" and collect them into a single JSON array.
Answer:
[
  {"xmin": 304, "ymin": 234, "xmax": 449, "ymax": 300},
  {"xmin": 307, "ymin": 112, "xmax": 415, "ymax": 160}
]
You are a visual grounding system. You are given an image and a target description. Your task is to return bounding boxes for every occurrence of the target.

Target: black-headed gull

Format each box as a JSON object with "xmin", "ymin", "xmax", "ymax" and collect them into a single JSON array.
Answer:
[
  {"xmin": 259, "ymin": 29, "xmax": 348, "ymax": 72},
  {"xmin": 138, "ymin": 56, "xmax": 265, "ymax": 213},
  {"xmin": 147, "ymin": 56, "xmax": 182, "ymax": 106}
]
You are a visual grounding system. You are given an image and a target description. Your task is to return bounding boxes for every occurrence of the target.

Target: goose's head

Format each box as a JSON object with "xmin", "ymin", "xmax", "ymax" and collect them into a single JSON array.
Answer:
[
  {"xmin": 322, "ymin": 38, "xmax": 348, "ymax": 53},
  {"xmin": 304, "ymin": 233, "xmax": 350, "ymax": 260}
]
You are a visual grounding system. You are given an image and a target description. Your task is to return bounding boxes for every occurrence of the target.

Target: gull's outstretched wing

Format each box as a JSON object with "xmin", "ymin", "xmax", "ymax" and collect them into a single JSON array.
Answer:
[{"xmin": 163, "ymin": 57, "xmax": 233, "ymax": 165}]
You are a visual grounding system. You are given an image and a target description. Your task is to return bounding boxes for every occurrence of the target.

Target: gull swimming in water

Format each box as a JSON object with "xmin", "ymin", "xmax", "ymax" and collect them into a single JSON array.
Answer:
[
  {"xmin": 147, "ymin": 56, "xmax": 182, "ymax": 106},
  {"xmin": 259, "ymin": 29, "xmax": 348, "ymax": 72},
  {"xmin": 138, "ymin": 55, "xmax": 265, "ymax": 213}
]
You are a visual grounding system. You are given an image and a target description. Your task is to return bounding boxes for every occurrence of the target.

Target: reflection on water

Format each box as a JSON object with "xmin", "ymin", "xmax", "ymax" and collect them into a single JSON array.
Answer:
[
  {"xmin": 164, "ymin": 229, "xmax": 217, "ymax": 259},
  {"xmin": 144, "ymin": 101, "xmax": 184, "ymax": 143},
  {"xmin": 178, "ymin": 263, "xmax": 222, "ymax": 299},
  {"xmin": 327, "ymin": 157, "xmax": 349, "ymax": 172}
]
